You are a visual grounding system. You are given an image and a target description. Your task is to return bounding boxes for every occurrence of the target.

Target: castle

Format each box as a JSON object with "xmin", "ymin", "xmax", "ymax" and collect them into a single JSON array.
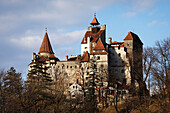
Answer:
[{"xmin": 28, "ymin": 15, "xmax": 143, "ymax": 94}]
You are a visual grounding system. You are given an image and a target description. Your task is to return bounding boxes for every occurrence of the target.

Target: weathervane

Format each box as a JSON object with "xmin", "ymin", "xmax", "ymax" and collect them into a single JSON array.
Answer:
[{"xmin": 45, "ymin": 26, "xmax": 47, "ymax": 32}]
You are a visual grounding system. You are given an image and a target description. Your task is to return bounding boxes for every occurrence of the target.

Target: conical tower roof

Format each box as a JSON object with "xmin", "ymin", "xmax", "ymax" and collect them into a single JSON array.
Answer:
[
  {"xmin": 90, "ymin": 13, "xmax": 100, "ymax": 26},
  {"xmin": 38, "ymin": 32, "xmax": 54, "ymax": 54}
]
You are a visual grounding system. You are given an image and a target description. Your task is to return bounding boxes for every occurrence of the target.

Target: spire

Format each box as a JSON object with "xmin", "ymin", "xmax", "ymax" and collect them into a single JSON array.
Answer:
[
  {"xmin": 38, "ymin": 31, "xmax": 54, "ymax": 54},
  {"xmin": 90, "ymin": 13, "xmax": 100, "ymax": 26}
]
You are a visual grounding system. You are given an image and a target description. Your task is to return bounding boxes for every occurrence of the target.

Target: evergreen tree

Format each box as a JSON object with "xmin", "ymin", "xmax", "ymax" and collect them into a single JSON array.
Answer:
[
  {"xmin": 26, "ymin": 57, "xmax": 55, "ymax": 112},
  {"xmin": 2, "ymin": 67, "xmax": 23, "ymax": 113},
  {"xmin": 85, "ymin": 56, "xmax": 100, "ymax": 113}
]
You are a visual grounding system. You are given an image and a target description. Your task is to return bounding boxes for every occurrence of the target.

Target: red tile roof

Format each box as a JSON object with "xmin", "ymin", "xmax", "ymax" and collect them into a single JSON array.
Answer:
[
  {"xmin": 93, "ymin": 38, "xmax": 105, "ymax": 50},
  {"xmin": 90, "ymin": 51, "xmax": 108, "ymax": 55},
  {"xmin": 39, "ymin": 56, "xmax": 46, "ymax": 62},
  {"xmin": 90, "ymin": 17, "xmax": 100, "ymax": 25},
  {"xmin": 39, "ymin": 32, "xmax": 54, "ymax": 54},
  {"xmin": 81, "ymin": 30, "xmax": 104, "ymax": 44},
  {"xmin": 82, "ymin": 51, "xmax": 89, "ymax": 62},
  {"xmin": 124, "ymin": 32, "xmax": 133, "ymax": 40},
  {"xmin": 49, "ymin": 54, "xmax": 56, "ymax": 59},
  {"xmin": 124, "ymin": 32, "xmax": 143, "ymax": 44}
]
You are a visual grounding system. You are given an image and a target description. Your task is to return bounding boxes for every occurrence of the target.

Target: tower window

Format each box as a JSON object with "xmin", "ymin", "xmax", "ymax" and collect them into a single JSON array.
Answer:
[
  {"xmin": 118, "ymin": 53, "xmax": 121, "ymax": 57},
  {"xmin": 118, "ymin": 46, "xmax": 120, "ymax": 50},
  {"xmin": 121, "ymin": 69, "xmax": 124, "ymax": 73},
  {"xmin": 100, "ymin": 64, "xmax": 104, "ymax": 69},
  {"xmin": 85, "ymin": 47, "xmax": 87, "ymax": 49},
  {"xmin": 97, "ymin": 56, "xmax": 100, "ymax": 60}
]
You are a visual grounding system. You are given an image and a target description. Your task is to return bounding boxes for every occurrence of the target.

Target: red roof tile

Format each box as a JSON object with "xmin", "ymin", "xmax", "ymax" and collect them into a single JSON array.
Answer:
[
  {"xmin": 90, "ymin": 17, "xmax": 100, "ymax": 25},
  {"xmin": 124, "ymin": 32, "xmax": 133, "ymax": 40},
  {"xmin": 124, "ymin": 32, "xmax": 143, "ymax": 44},
  {"xmin": 82, "ymin": 51, "xmax": 89, "ymax": 62},
  {"xmin": 39, "ymin": 56, "xmax": 46, "ymax": 62},
  {"xmin": 90, "ymin": 51, "xmax": 108, "ymax": 55},
  {"xmin": 49, "ymin": 54, "xmax": 56, "ymax": 59},
  {"xmin": 81, "ymin": 30, "xmax": 104, "ymax": 44},
  {"xmin": 39, "ymin": 32, "xmax": 54, "ymax": 54},
  {"xmin": 93, "ymin": 38, "xmax": 105, "ymax": 50}
]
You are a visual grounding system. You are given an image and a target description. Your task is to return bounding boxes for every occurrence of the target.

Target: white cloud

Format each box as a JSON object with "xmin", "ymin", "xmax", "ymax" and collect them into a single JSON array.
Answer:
[
  {"xmin": 131, "ymin": 0, "xmax": 157, "ymax": 12},
  {"xmin": 10, "ymin": 36, "xmax": 41, "ymax": 49},
  {"xmin": 122, "ymin": 12, "xmax": 136, "ymax": 17},
  {"xmin": 147, "ymin": 20, "xmax": 157, "ymax": 27},
  {"xmin": 9, "ymin": 29, "xmax": 85, "ymax": 49}
]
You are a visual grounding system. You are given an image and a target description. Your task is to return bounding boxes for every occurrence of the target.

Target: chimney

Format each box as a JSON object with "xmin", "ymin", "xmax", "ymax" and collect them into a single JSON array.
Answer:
[
  {"xmin": 66, "ymin": 55, "xmax": 68, "ymax": 61},
  {"xmin": 33, "ymin": 52, "xmax": 36, "ymax": 60},
  {"xmin": 109, "ymin": 37, "xmax": 112, "ymax": 44}
]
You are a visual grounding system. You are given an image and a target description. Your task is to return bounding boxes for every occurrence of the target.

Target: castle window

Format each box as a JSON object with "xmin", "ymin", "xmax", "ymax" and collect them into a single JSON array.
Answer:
[
  {"xmin": 67, "ymin": 65, "xmax": 69, "ymax": 68},
  {"xmin": 77, "ymin": 79, "xmax": 79, "ymax": 83},
  {"xmin": 75, "ymin": 66, "xmax": 77, "ymax": 68},
  {"xmin": 122, "ymin": 61, "xmax": 124, "ymax": 64},
  {"xmin": 70, "ymin": 66, "xmax": 72, "ymax": 68},
  {"xmin": 118, "ymin": 46, "xmax": 120, "ymax": 50},
  {"xmin": 121, "ymin": 69, "xmax": 124, "ymax": 73},
  {"xmin": 127, "ymin": 43, "xmax": 129, "ymax": 46},
  {"xmin": 58, "ymin": 66, "xmax": 60, "ymax": 68},
  {"xmin": 115, "ymin": 69, "xmax": 118, "ymax": 73},
  {"xmin": 97, "ymin": 56, "xmax": 100, "ymax": 60},
  {"xmin": 62, "ymin": 64, "xmax": 65, "ymax": 68},
  {"xmin": 85, "ymin": 47, "xmax": 87, "ymax": 49},
  {"xmin": 115, "ymin": 61, "xmax": 118, "ymax": 64},
  {"xmin": 100, "ymin": 65, "xmax": 104, "ymax": 69},
  {"xmin": 118, "ymin": 53, "xmax": 121, "ymax": 57}
]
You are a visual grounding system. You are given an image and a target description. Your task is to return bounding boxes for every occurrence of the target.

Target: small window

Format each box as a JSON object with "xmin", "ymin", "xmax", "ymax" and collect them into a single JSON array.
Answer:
[
  {"xmin": 58, "ymin": 66, "xmax": 60, "ymax": 68},
  {"xmin": 70, "ymin": 66, "xmax": 72, "ymax": 68},
  {"xmin": 101, "ymin": 65, "xmax": 104, "ymax": 69},
  {"xmin": 118, "ymin": 46, "xmax": 120, "ymax": 50},
  {"xmin": 118, "ymin": 53, "xmax": 121, "ymax": 57},
  {"xmin": 122, "ymin": 61, "xmax": 124, "ymax": 64},
  {"xmin": 75, "ymin": 66, "xmax": 77, "ymax": 68},
  {"xmin": 115, "ymin": 69, "xmax": 118, "ymax": 73},
  {"xmin": 127, "ymin": 43, "xmax": 129, "ymax": 46},
  {"xmin": 115, "ymin": 61, "xmax": 118, "ymax": 64},
  {"xmin": 97, "ymin": 56, "xmax": 100, "ymax": 60},
  {"xmin": 67, "ymin": 65, "xmax": 69, "ymax": 68},
  {"xmin": 77, "ymin": 79, "xmax": 79, "ymax": 83},
  {"xmin": 85, "ymin": 47, "xmax": 87, "ymax": 49},
  {"xmin": 121, "ymin": 69, "xmax": 124, "ymax": 73},
  {"xmin": 73, "ymin": 86, "xmax": 75, "ymax": 88}
]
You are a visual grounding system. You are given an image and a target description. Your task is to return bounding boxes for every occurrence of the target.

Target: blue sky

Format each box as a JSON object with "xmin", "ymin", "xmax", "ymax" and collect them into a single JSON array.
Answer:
[{"xmin": 0, "ymin": 0, "xmax": 170, "ymax": 77}]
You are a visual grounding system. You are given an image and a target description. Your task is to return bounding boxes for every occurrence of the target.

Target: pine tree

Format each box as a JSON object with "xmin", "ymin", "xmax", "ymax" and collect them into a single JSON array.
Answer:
[
  {"xmin": 85, "ymin": 56, "xmax": 100, "ymax": 113},
  {"xmin": 2, "ymin": 67, "xmax": 23, "ymax": 113},
  {"xmin": 26, "ymin": 57, "xmax": 55, "ymax": 112}
]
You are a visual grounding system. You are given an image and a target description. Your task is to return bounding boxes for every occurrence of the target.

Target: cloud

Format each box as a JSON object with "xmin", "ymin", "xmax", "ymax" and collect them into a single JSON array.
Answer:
[
  {"xmin": 122, "ymin": 12, "xmax": 136, "ymax": 17},
  {"xmin": 131, "ymin": 0, "xmax": 157, "ymax": 12},
  {"xmin": 147, "ymin": 20, "xmax": 157, "ymax": 27},
  {"xmin": 122, "ymin": 0, "xmax": 159, "ymax": 17},
  {"xmin": 9, "ymin": 29, "xmax": 85, "ymax": 49},
  {"xmin": 10, "ymin": 36, "xmax": 41, "ymax": 49}
]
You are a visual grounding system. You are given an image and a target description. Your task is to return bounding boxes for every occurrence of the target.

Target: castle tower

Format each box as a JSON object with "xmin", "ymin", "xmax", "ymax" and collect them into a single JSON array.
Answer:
[
  {"xmin": 81, "ymin": 14, "xmax": 106, "ymax": 55},
  {"xmin": 38, "ymin": 31, "xmax": 54, "ymax": 57},
  {"xmin": 124, "ymin": 32, "xmax": 143, "ymax": 86}
]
